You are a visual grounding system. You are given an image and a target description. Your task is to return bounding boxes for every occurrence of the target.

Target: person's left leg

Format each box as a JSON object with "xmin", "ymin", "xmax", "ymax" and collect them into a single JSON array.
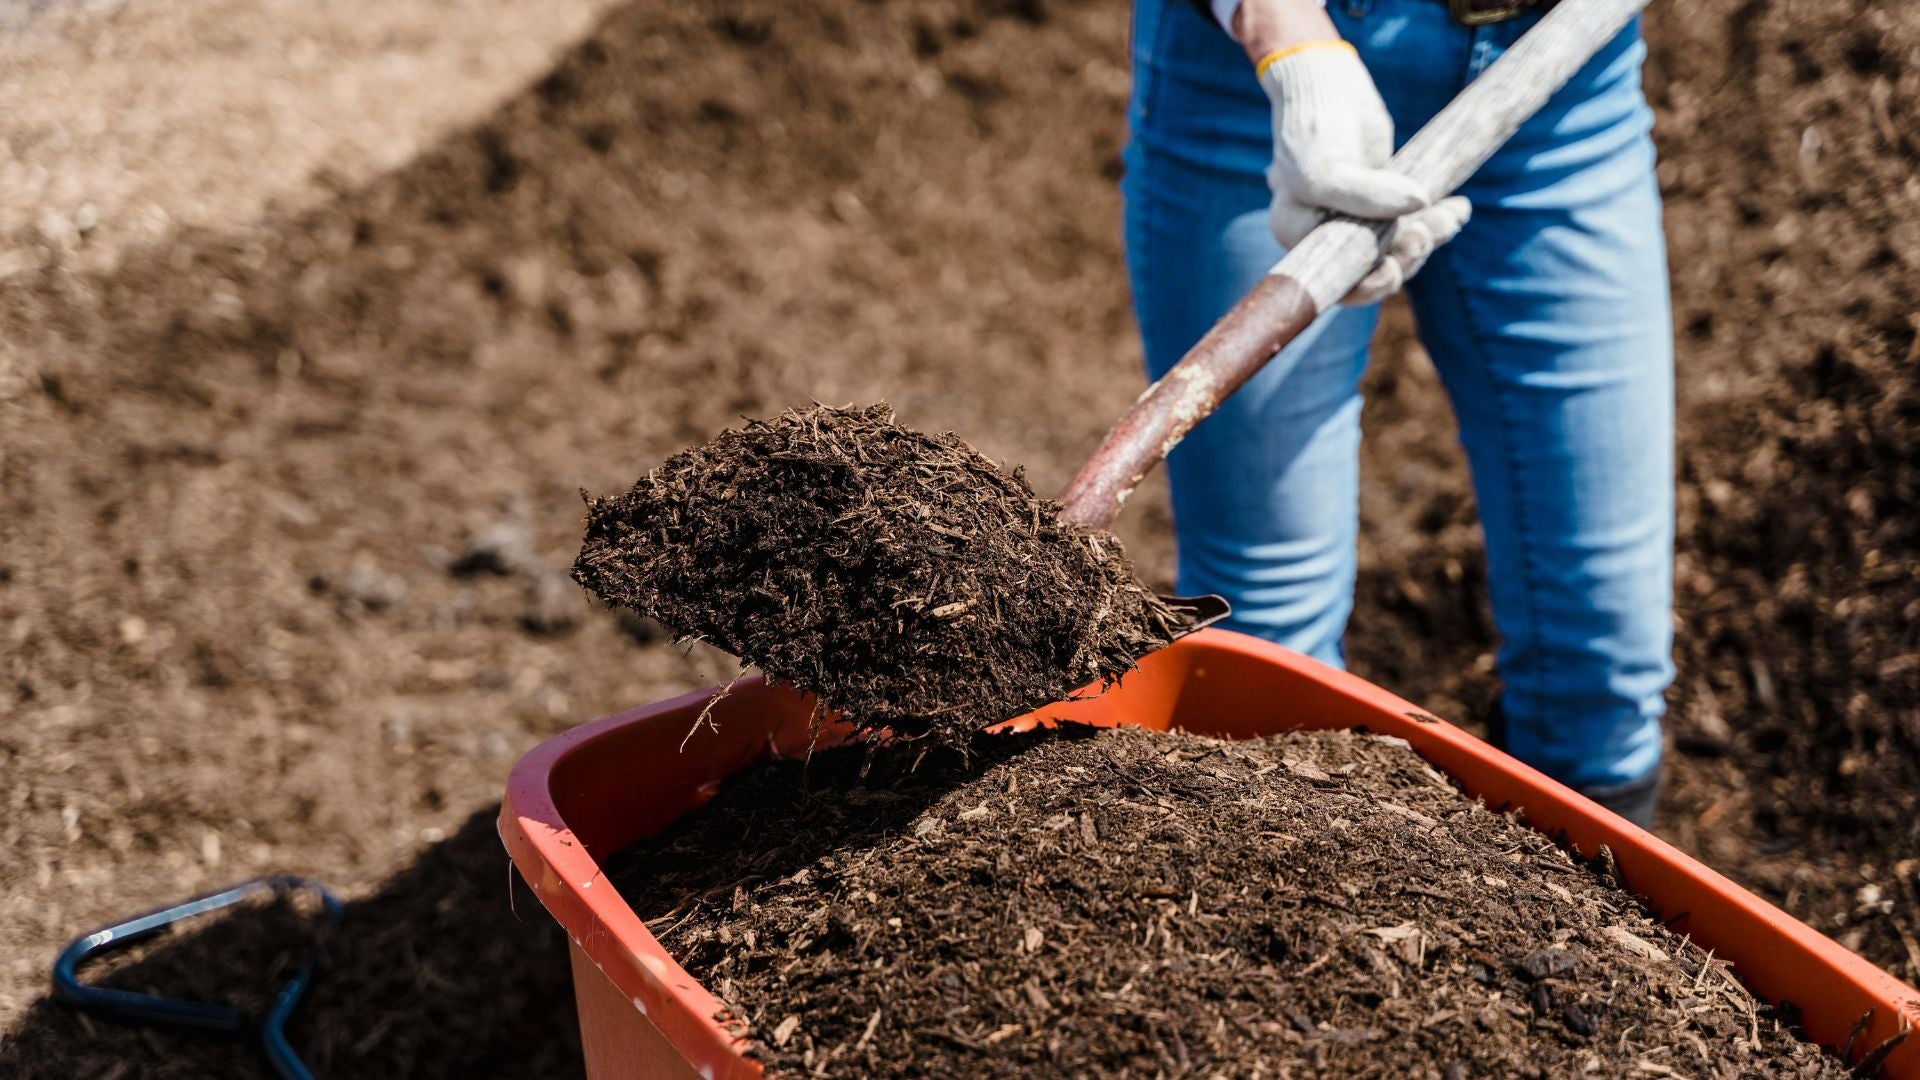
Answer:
[{"xmin": 1390, "ymin": 12, "xmax": 1674, "ymax": 809}]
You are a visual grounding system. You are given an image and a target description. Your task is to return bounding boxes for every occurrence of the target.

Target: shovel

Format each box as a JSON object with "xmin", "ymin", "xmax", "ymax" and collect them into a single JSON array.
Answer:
[{"xmin": 1066, "ymin": 0, "xmax": 1652, "ymax": 640}]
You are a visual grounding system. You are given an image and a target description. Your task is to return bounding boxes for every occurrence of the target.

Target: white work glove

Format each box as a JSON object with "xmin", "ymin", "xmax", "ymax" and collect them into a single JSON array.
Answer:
[{"xmin": 1258, "ymin": 41, "xmax": 1472, "ymax": 306}]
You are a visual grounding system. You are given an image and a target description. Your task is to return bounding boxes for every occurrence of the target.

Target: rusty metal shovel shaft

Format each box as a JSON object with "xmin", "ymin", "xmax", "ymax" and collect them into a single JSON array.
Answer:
[{"xmin": 1057, "ymin": 0, "xmax": 1653, "ymax": 531}]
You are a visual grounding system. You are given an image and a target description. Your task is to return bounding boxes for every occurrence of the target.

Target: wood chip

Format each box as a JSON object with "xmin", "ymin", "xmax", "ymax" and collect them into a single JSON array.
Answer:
[
  {"xmin": 1283, "ymin": 758, "xmax": 1331, "ymax": 782},
  {"xmin": 772, "ymin": 1014, "xmax": 801, "ymax": 1047},
  {"xmin": 1379, "ymin": 800, "xmax": 1441, "ymax": 828},
  {"xmin": 1605, "ymin": 926, "xmax": 1670, "ymax": 963}
]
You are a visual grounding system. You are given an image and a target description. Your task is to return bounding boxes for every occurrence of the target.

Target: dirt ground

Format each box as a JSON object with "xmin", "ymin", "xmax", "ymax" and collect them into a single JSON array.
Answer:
[{"xmin": 1, "ymin": 0, "xmax": 1915, "ymax": 1076}]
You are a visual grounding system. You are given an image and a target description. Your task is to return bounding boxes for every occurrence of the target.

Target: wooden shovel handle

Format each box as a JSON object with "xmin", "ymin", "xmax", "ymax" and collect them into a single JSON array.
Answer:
[{"xmin": 1057, "ymin": 0, "xmax": 1652, "ymax": 529}]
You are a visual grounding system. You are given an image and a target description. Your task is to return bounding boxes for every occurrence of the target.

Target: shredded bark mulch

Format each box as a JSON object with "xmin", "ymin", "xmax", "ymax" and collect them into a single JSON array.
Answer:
[
  {"xmin": 612, "ymin": 726, "xmax": 1856, "ymax": 1078},
  {"xmin": 574, "ymin": 404, "xmax": 1190, "ymax": 743}
]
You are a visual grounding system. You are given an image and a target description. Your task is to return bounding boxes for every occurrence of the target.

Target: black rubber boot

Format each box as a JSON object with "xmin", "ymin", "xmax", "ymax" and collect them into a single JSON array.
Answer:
[
  {"xmin": 1481, "ymin": 702, "xmax": 1660, "ymax": 830},
  {"xmin": 1574, "ymin": 771, "xmax": 1660, "ymax": 831}
]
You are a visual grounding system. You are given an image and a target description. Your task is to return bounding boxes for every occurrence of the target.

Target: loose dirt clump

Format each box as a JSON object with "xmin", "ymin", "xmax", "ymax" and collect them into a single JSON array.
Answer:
[
  {"xmin": 615, "ymin": 727, "xmax": 1852, "ymax": 1078},
  {"xmin": 574, "ymin": 404, "xmax": 1188, "ymax": 742}
]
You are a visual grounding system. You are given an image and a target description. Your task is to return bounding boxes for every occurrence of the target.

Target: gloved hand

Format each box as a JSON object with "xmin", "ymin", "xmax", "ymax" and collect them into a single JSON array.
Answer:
[{"xmin": 1258, "ymin": 41, "xmax": 1472, "ymax": 306}]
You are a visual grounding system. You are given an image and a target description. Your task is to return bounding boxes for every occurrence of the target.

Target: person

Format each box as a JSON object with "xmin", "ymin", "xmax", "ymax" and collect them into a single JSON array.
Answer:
[{"xmin": 1124, "ymin": 0, "xmax": 1672, "ymax": 826}]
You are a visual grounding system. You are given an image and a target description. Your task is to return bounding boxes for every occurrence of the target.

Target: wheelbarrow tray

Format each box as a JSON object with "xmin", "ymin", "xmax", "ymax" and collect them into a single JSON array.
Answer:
[{"xmin": 499, "ymin": 628, "xmax": 1920, "ymax": 1078}]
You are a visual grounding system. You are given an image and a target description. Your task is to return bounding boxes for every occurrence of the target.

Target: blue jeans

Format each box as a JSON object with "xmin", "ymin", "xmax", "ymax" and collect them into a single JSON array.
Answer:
[{"xmin": 1123, "ymin": 0, "xmax": 1672, "ymax": 791}]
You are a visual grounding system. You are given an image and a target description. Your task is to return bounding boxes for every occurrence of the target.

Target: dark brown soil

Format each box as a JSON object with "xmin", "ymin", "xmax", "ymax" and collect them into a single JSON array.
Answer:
[
  {"xmin": 575, "ymin": 403, "xmax": 1186, "ymax": 741},
  {"xmin": 614, "ymin": 727, "xmax": 1851, "ymax": 1078}
]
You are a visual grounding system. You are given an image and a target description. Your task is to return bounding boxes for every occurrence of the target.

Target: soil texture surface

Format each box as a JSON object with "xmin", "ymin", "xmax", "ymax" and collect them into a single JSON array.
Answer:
[
  {"xmin": 615, "ymin": 726, "xmax": 1852, "ymax": 1078},
  {"xmin": 575, "ymin": 403, "xmax": 1187, "ymax": 741},
  {"xmin": 5, "ymin": 0, "xmax": 1920, "ymax": 1074}
]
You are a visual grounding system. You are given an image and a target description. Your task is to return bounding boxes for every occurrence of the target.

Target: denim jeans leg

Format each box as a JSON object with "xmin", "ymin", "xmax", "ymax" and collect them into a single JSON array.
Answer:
[{"xmin": 1403, "ymin": 23, "xmax": 1674, "ymax": 792}]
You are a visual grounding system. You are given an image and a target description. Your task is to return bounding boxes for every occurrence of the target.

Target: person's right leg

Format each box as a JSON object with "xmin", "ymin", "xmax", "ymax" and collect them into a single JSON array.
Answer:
[{"xmin": 1123, "ymin": 0, "xmax": 1377, "ymax": 667}]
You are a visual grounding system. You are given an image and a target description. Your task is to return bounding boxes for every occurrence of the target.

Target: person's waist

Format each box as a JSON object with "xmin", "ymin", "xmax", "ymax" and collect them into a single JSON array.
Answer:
[
  {"xmin": 1186, "ymin": 0, "xmax": 1560, "ymax": 32},
  {"xmin": 1428, "ymin": 0, "xmax": 1560, "ymax": 25}
]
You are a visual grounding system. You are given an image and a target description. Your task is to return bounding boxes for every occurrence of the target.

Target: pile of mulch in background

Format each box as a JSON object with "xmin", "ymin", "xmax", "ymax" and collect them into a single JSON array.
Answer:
[
  {"xmin": 575, "ymin": 404, "xmax": 1187, "ymax": 741},
  {"xmin": 615, "ymin": 727, "xmax": 1858, "ymax": 1078}
]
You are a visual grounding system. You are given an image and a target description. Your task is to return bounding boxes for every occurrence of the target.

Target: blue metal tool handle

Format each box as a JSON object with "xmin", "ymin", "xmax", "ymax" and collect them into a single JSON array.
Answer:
[
  {"xmin": 52, "ymin": 874, "xmax": 342, "ymax": 1077},
  {"xmin": 261, "ymin": 953, "xmax": 322, "ymax": 1080}
]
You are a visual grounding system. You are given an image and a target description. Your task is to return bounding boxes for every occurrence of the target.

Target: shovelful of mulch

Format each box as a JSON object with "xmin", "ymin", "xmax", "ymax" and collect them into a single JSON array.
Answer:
[{"xmin": 573, "ymin": 404, "xmax": 1190, "ymax": 743}]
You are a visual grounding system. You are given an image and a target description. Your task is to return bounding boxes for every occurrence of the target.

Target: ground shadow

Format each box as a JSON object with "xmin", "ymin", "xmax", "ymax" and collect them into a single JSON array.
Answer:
[{"xmin": 0, "ymin": 807, "xmax": 582, "ymax": 1079}]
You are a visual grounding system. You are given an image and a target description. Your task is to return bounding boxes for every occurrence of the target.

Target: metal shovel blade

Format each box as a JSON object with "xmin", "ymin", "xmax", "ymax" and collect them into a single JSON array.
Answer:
[{"xmin": 1162, "ymin": 593, "xmax": 1232, "ymax": 640}]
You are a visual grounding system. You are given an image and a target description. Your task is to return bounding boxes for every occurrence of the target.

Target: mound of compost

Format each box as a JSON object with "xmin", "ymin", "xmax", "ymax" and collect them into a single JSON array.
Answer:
[
  {"xmin": 613, "ymin": 727, "xmax": 1856, "ymax": 1078},
  {"xmin": 574, "ymin": 404, "xmax": 1190, "ymax": 742}
]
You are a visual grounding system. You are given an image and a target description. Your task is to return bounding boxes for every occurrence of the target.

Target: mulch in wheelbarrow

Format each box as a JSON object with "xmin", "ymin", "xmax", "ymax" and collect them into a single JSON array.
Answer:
[
  {"xmin": 573, "ymin": 403, "xmax": 1189, "ymax": 745},
  {"xmin": 612, "ymin": 725, "xmax": 1861, "ymax": 1078}
]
